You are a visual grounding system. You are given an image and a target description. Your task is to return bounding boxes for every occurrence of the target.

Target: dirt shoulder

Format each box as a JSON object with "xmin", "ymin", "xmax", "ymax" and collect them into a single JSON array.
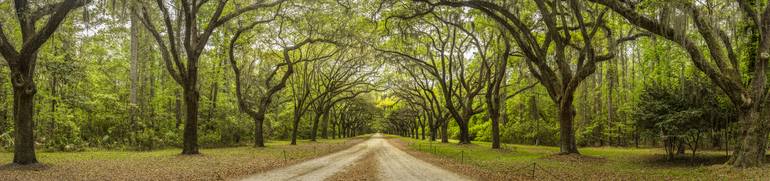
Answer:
[{"xmin": 0, "ymin": 137, "xmax": 366, "ymax": 181}]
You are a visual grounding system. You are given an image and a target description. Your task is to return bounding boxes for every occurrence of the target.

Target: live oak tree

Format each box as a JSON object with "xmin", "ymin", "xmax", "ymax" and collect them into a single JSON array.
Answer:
[
  {"xmin": 337, "ymin": 97, "xmax": 378, "ymax": 137},
  {"xmin": 392, "ymin": 61, "xmax": 449, "ymax": 142},
  {"xmin": 228, "ymin": 15, "xmax": 286, "ymax": 147},
  {"xmin": 288, "ymin": 42, "xmax": 340, "ymax": 145},
  {"xmin": 588, "ymin": 0, "xmax": 770, "ymax": 167},
  {"xmin": 0, "ymin": 0, "xmax": 87, "ymax": 165},
  {"xmin": 382, "ymin": 9, "xmax": 490, "ymax": 144},
  {"xmin": 412, "ymin": 0, "xmax": 645, "ymax": 153},
  {"xmin": 2, "ymin": 0, "xmax": 768, "ymax": 172},
  {"xmin": 308, "ymin": 49, "xmax": 381, "ymax": 141},
  {"xmin": 136, "ymin": 0, "xmax": 285, "ymax": 154},
  {"xmin": 480, "ymin": 31, "xmax": 515, "ymax": 149}
]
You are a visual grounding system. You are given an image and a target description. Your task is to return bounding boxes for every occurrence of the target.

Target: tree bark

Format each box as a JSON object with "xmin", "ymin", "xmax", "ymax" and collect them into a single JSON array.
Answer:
[
  {"xmin": 321, "ymin": 111, "xmax": 330, "ymax": 139},
  {"xmin": 420, "ymin": 121, "xmax": 426, "ymax": 140},
  {"xmin": 441, "ymin": 120, "xmax": 449, "ymax": 143},
  {"xmin": 253, "ymin": 114, "xmax": 265, "ymax": 147},
  {"xmin": 129, "ymin": 10, "xmax": 140, "ymax": 127},
  {"xmin": 12, "ymin": 72, "xmax": 37, "ymax": 164},
  {"xmin": 429, "ymin": 116, "xmax": 437, "ymax": 141},
  {"xmin": 726, "ymin": 108, "xmax": 768, "ymax": 167},
  {"xmin": 181, "ymin": 85, "xmax": 199, "ymax": 154},
  {"xmin": 457, "ymin": 117, "xmax": 470, "ymax": 144},
  {"xmin": 558, "ymin": 95, "xmax": 579, "ymax": 154},
  {"xmin": 310, "ymin": 113, "xmax": 321, "ymax": 141},
  {"xmin": 290, "ymin": 110, "xmax": 301, "ymax": 145},
  {"xmin": 490, "ymin": 110, "xmax": 501, "ymax": 149}
]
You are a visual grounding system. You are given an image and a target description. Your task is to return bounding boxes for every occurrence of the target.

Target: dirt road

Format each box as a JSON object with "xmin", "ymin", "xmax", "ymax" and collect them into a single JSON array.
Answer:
[{"xmin": 241, "ymin": 134, "xmax": 469, "ymax": 181}]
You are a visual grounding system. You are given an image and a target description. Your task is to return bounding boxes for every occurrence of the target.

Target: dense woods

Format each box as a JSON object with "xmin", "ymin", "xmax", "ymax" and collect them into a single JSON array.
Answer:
[{"xmin": 0, "ymin": 0, "xmax": 769, "ymax": 171}]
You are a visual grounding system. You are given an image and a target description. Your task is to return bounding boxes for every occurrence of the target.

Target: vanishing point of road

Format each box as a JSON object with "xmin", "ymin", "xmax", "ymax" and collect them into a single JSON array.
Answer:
[{"xmin": 242, "ymin": 133, "xmax": 470, "ymax": 181}]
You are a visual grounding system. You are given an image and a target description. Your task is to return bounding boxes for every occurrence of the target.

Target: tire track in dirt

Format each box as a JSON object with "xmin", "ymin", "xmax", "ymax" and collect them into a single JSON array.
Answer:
[
  {"xmin": 375, "ymin": 136, "xmax": 470, "ymax": 181},
  {"xmin": 325, "ymin": 151, "xmax": 378, "ymax": 181},
  {"xmin": 241, "ymin": 140, "xmax": 374, "ymax": 181},
  {"xmin": 241, "ymin": 134, "xmax": 470, "ymax": 181}
]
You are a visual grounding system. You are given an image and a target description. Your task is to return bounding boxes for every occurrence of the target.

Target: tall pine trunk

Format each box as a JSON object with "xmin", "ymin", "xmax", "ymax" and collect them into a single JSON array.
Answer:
[{"xmin": 129, "ymin": 11, "xmax": 140, "ymax": 127}]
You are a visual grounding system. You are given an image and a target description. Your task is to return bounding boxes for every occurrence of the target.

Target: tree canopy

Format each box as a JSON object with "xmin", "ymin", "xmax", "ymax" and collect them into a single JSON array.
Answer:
[{"xmin": 0, "ymin": 0, "xmax": 768, "ymax": 168}]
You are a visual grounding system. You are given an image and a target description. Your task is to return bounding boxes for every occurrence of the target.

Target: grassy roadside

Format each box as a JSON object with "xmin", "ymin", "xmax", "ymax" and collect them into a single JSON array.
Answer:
[
  {"xmin": 389, "ymin": 135, "xmax": 770, "ymax": 180},
  {"xmin": 0, "ymin": 135, "xmax": 369, "ymax": 181}
]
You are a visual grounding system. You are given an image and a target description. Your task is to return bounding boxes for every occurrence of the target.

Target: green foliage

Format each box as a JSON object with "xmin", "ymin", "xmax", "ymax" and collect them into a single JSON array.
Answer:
[
  {"xmin": 634, "ymin": 77, "xmax": 734, "ymax": 136},
  {"xmin": 42, "ymin": 119, "xmax": 84, "ymax": 152},
  {"xmin": 0, "ymin": 130, "xmax": 12, "ymax": 150}
]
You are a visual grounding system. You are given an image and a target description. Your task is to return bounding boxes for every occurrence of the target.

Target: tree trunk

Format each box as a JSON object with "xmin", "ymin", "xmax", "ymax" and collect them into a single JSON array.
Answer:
[
  {"xmin": 175, "ymin": 91, "xmax": 182, "ymax": 129},
  {"xmin": 49, "ymin": 77, "xmax": 57, "ymax": 138},
  {"xmin": 726, "ymin": 108, "xmax": 768, "ymax": 167},
  {"xmin": 129, "ymin": 11, "xmax": 140, "ymax": 127},
  {"xmin": 430, "ymin": 126, "xmax": 437, "ymax": 141},
  {"xmin": 338, "ymin": 119, "xmax": 344, "ymax": 139},
  {"xmin": 331, "ymin": 119, "xmax": 337, "ymax": 139},
  {"xmin": 181, "ymin": 85, "xmax": 200, "ymax": 154},
  {"xmin": 310, "ymin": 113, "xmax": 321, "ymax": 141},
  {"xmin": 490, "ymin": 110, "xmax": 501, "ymax": 149},
  {"xmin": 428, "ymin": 115, "xmax": 437, "ymax": 141},
  {"xmin": 253, "ymin": 114, "xmax": 264, "ymax": 147},
  {"xmin": 420, "ymin": 123, "xmax": 426, "ymax": 140},
  {"xmin": 12, "ymin": 73, "xmax": 37, "ymax": 164},
  {"xmin": 677, "ymin": 139, "xmax": 686, "ymax": 155},
  {"xmin": 558, "ymin": 96, "xmax": 579, "ymax": 154},
  {"xmin": 441, "ymin": 120, "xmax": 449, "ymax": 143},
  {"xmin": 458, "ymin": 115, "xmax": 471, "ymax": 144},
  {"xmin": 290, "ymin": 113, "xmax": 301, "ymax": 145},
  {"xmin": 321, "ymin": 111, "xmax": 330, "ymax": 139},
  {"xmin": 207, "ymin": 82, "xmax": 218, "ymax": 130}
]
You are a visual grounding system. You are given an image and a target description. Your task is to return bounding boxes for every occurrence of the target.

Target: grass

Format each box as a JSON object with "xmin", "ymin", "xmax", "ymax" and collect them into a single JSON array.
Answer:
[
  {"xmin": 393, "ymin": 136, "xmax": 770, "ymax": 180},
  {"xmin": 0, "ymin": 136, "xmax": 368, "ymax": 181}
]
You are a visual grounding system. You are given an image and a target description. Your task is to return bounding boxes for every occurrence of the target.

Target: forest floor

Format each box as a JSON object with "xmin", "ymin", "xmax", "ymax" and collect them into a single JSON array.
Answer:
[
  {"xmin": 392, "ymin": 136, "xmax": 770, "ymax": 180},
  {"xmin": 0, "ymin": 136, "xmax": 367, "ymax": 181}
]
